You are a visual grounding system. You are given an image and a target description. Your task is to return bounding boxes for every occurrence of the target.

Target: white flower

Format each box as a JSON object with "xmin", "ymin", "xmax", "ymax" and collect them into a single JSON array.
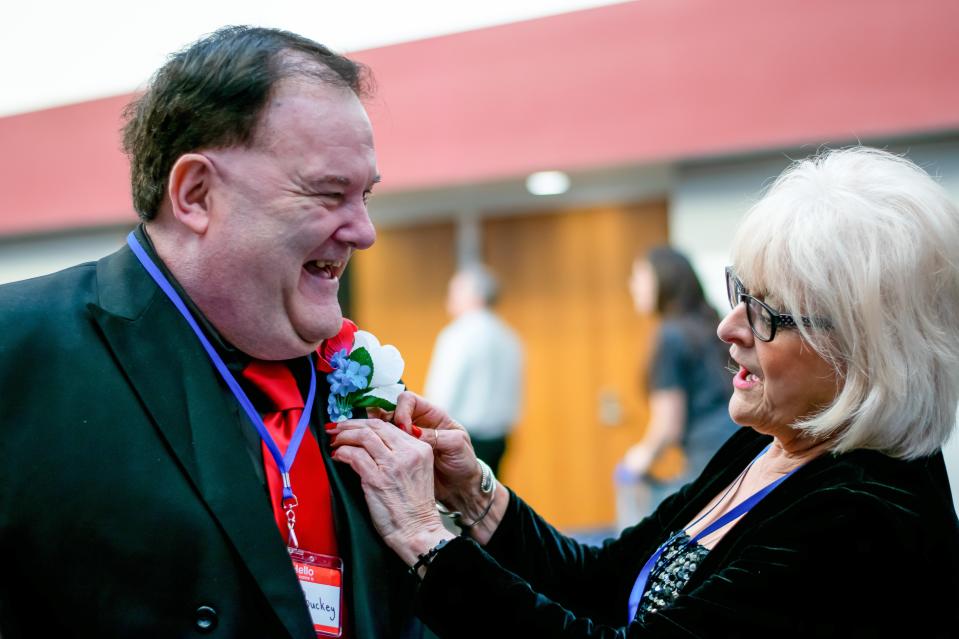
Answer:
[
  {"xmin": 351, "ymin": 330, "xmax": 405, "ymax": 408},
  {"xmin": 363, "ymin": 383, "xmax": 405, "ymax": 406},
  {"xmin": 352, "ymin": 330, "xmax": 405, "ymax": 388}
]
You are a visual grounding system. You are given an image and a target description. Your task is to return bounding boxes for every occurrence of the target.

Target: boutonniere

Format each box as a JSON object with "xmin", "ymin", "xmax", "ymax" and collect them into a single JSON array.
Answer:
[{"xmin": 318, "ymin": 319, "xmax": 406, "ymax": 422}]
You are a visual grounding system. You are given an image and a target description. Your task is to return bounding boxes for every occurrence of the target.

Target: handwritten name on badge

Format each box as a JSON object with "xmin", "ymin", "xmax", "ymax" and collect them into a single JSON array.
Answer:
[
  {"xmin": 307, "ymin": 595, "xmax": 338, "ymax": 621},
  {"xmin": 298, "ymin": 568, "xmax": 340, "ymax": 628}
]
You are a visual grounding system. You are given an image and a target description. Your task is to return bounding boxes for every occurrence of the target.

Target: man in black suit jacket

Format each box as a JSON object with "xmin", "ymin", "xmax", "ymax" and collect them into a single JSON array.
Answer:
[{"xmin": 0, "ymin": 26, "xmax": 424, "ymax": 638}]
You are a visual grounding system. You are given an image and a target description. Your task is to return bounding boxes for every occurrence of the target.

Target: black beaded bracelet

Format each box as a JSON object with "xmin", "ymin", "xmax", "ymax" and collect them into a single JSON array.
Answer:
[{"xmin": 409, "ymin": 538, "xmax": 450, "ymax": 582}]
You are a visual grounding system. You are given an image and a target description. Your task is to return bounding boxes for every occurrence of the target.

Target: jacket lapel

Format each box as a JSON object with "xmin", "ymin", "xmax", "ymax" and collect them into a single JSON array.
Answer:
[{"xmin": 89, "ymin": 246, "xmax": 314, "ymax": 638}]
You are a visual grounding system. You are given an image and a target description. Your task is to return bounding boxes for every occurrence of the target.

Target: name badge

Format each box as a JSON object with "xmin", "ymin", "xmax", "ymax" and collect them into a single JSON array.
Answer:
[{"xmin": 289, "ymin": 547, "xmax": 344, "ymax": 637}]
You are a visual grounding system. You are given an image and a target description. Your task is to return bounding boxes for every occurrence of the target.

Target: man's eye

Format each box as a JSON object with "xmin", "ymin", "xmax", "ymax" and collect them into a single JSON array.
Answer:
[{"xmin": 363, "ymin": 191, "xmax": 373, "ymax": 204}]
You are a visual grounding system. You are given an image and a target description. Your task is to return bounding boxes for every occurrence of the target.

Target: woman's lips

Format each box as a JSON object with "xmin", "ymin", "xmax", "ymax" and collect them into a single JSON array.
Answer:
[{"xmin": 733, "ymin": 365, "xmax": 760, "ymax": 390}]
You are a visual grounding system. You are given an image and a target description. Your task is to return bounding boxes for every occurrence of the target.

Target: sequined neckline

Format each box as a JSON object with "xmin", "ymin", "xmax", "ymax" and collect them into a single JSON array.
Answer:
[{"xmin": 635, "ymin": 532, "xmax": 710, "ymax": 621}]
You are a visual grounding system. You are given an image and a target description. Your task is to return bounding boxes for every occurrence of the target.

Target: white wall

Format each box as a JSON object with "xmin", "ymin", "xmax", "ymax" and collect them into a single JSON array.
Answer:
[
  {"xmin": 670, "ymin": 155, "xmax": 790, "ymax": 313},
  {"xmin": 0, "ymin": 226, "xmax": 131, "ymax": 285},
  {"xmin": 669, "ymin": 139, "xmax": 959, "ymax": 514}
]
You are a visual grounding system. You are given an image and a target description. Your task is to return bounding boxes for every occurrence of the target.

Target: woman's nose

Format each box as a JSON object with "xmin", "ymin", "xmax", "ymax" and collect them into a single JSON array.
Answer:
[{"xmin": 717, "ymin": 302, "xmax": 753, "ymax": 345}]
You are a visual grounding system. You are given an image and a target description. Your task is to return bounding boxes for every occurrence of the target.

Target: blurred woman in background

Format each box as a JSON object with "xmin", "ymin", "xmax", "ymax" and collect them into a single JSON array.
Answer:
[{"xmin": 620, "ymin": 246, "xmax": 737, "ymax": 513}]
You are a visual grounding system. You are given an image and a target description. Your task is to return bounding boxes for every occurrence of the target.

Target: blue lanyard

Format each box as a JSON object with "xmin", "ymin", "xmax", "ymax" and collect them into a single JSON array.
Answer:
[
  {"xmin": 126, "ymin": 231, "xmax": 316, "ymax": 503},
  {"xmin": 626, "ymin": 445, "xmax": 798, "ymax": 622}
]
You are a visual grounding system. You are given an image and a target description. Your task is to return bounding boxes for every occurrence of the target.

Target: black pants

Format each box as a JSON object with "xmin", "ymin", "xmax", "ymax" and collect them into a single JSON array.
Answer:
[{"xmin": 470, "ymin": 435, "xmax": 508, "ymax": 476}]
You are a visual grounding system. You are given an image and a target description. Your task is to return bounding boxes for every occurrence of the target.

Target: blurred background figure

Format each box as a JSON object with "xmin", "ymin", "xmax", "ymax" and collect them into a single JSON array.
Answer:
[
  {"xmin": 616, "ymin": 246, "xmax": 736, "ymax": 527},
  {"xmin": 424, "ymin": 264, "xmax": 524, "ymax": 475}
]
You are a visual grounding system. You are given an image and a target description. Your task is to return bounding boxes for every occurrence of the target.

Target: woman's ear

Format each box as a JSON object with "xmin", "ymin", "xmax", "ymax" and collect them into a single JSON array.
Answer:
[{"xmin": 167, "ymin": 153, "xmax": 215, "ymax": 235}]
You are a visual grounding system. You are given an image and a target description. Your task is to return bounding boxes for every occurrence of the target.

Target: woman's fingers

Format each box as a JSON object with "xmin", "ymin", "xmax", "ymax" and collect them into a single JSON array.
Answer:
[
  {"xmin": 332, "ymin": 418, "xmax": 433, "ymax": 462},
  {"xmin": 336, "ymin": 416, "xmax": 426, "ymax": 444},
  {"xmin": 365, "ymin": 406, "xmax": 394, "ymax": 422},
  {"xmin": 338, "ymin": 415, "xmax": 474, "ymax": 468},
  {"xmin": 391, "ymin": 391, "xmax": 419, "ymax": 427},
  {"xmin": 330, "ymin": 442, "xmax": 379, "ymax": 478},
  {"xmin": 393, "ymin": 391, "xmax": 459, "ymax": 431},
  {"xmin": 432, "ymin": 427, "xmax": 465, "ymax": 455},
  {"xmin": 329, "ymin": 419, "xmax": 398, "ymax": 462}
]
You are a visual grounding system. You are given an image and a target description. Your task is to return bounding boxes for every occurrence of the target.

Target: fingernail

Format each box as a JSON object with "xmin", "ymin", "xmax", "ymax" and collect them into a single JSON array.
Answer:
[
  {"xmin": 410, "ymin": 425, "xmax": 423, "ymax": 438},
  {"xmin": 325, "ymin": 422, "xmax": 338, "ymax": 431}
]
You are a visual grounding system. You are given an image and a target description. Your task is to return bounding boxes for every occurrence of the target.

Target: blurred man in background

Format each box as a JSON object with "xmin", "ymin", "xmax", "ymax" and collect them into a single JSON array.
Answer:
[
  {"xmin": 0, "ymin": 26, "xmax": 429, "ymax": 638},
  {"xmin": 424, "ymin": 264, "xmax": 523, "ymax": 475}
]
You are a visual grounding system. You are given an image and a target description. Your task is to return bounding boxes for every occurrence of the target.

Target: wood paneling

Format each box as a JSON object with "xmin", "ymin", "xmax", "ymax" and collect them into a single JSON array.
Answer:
[
  {"xmin": 351, "ymin": 203, "xmax": 668, "ymax": 531},
  {"xmin": 350, "ymin": 221, "xmax": 457, "ymax": 394},
  {"xmin": 485, "ymin": 202, "xmax": 668, "ymax": 530}
]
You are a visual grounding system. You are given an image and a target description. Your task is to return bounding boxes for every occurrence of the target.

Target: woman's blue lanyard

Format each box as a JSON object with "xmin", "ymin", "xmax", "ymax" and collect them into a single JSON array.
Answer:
[
  {"xmin": 626, "ymin": 445, "xmax": 798, "ymax": 622},
  {"xmin": 126, "ymin": 232, "xmax": 316, "ymax": 510}
]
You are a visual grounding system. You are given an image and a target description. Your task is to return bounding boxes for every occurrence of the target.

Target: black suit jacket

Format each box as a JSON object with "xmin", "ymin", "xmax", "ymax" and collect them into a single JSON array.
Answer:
[
  {"xmin": 416, "ymin": 428, "xmax": 959, "ymax": 638},
  {"xmin": 0, "ymin": 245, "xmax": 422, "ymax": 638}
]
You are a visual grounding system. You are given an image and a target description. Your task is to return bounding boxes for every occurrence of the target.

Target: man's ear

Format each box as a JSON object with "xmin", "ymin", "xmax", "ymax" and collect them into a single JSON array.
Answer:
[{"xmin": 167, "ymin": 153, "xmax": 215, "ymax": 235}]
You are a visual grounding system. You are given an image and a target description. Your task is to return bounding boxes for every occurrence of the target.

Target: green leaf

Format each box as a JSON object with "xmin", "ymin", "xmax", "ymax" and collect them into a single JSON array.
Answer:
[
  {"xmin": 353, "ymin": 395, "xmax": 397, "ymax": 411},
  {"xmin": 349, "ymin": 346, "xmax": 374, "ymax": 385},
  {"xmin": 343, "ymin": 389, "xmax": 366, "ymax": 406}
]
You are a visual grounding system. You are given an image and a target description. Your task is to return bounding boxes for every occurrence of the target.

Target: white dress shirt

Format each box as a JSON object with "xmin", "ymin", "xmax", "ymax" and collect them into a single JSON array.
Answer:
[{"xmin": 424, "ymin": 308, "xmax": 523, "ymax": 438}]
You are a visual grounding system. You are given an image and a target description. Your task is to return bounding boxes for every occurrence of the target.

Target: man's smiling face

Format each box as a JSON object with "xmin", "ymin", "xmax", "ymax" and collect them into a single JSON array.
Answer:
[{"xmin": 190, "ymin": 77, "xmax": 379, "ymax": 359}]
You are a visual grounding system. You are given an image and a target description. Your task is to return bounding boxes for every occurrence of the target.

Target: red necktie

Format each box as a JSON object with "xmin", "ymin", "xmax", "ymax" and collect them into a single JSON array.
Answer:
[{"xmin": 241, "ymin": 360, "xmax": 339, "ymax": 556}]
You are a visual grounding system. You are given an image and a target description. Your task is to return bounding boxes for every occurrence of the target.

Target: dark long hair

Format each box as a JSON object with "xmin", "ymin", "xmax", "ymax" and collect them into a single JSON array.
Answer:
[{"xmin": 646, "ymin": 246, "xmax": 728, "ymax": 371}]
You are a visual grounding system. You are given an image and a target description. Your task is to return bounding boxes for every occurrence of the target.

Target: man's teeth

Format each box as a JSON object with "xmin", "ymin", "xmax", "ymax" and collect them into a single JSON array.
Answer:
[
  {"xmin": 746, "ymin": 373, "xmax": 759, "ymax": 382},
  {"xmin": 308, "ymin": 260, "xmax": 342, "ymax": 276}
]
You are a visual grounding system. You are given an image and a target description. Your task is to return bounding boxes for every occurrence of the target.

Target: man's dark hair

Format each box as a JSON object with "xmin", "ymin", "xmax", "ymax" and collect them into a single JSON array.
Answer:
[{"xmin": 122, "ymin": 25, "xmax": 373, "ymax": 220}]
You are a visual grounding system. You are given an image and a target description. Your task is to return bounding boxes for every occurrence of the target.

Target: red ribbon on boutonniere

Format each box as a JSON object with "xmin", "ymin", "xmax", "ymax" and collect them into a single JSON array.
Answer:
[{"xmin": 317, "ymin": 319, "xmax": 359, "ymax": 373}]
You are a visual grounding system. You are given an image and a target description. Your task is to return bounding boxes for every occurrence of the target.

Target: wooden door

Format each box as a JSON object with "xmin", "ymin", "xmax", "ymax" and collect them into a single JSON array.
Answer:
[
  {"xmin": 484, "ymin": 202, "xmax": 668, "ymax": 530},
  {"xmin": 352, "ymin": 202, "xmax": 669, "ymax": 531},
  {"xmin": 350, "ymin": 221, "xmax": 457, "ymax": 396}
]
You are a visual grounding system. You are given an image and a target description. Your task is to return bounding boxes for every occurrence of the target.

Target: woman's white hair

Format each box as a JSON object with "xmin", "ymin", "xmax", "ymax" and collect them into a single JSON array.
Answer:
[{"xmin": 731, "ymin": 146, "xmax": 959, "ymax": 459}]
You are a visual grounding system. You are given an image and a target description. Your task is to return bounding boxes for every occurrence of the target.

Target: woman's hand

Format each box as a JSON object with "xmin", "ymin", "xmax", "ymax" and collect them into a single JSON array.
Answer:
[
  {"xmin": 374, "ymin": 391, "xmax": 483, "ymax": 510},
  {"xmin": 622, "ymin": 441, "xmax": 655, "ymax": 477},
  {"xmin": 328, "ymin": 418, "xmax": 453, "ymax": 567},
  {"xmin": 362, "ymin": 391, "xmax": 510, "ymax": 545}
]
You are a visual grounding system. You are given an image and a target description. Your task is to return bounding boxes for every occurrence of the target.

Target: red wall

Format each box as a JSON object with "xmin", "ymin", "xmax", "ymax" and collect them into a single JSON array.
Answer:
[
  {"xmin": 0, "ymin": 95, "xmax": 132, "ymax": 235},
  {"xmin": 355, "ymin": 0, "xmax": 959, "ymax": 189},
  {"xmin": 2, "ymin": 0, "xmax": 958, "ymax": 235}
]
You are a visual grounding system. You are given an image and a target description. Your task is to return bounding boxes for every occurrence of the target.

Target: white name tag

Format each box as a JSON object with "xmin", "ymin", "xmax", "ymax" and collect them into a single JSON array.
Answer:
[{"xmin": 289, "ymin": 547, "xmax": 343, "ymax": 637}]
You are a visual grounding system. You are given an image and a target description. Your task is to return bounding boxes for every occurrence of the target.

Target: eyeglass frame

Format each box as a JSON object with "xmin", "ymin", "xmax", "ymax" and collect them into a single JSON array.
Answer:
[{"xmin": 724, "ymin": 267, "xmax": 829, "ymax": 342}]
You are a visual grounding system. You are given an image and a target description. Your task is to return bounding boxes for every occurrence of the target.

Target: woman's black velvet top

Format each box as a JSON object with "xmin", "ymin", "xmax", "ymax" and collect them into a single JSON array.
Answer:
[{"xmin": 416, "ymin": 427, "xmax": 959, "ymax": 638}]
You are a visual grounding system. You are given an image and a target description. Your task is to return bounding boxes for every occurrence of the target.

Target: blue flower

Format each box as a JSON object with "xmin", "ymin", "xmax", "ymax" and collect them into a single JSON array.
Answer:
[
  {"xmin": 329, "ymin": 348, "xmax": 350, "ymax": 371},
  {"xmin": 327, "ymin": 393, "xmax": 352, "ymax": 423},
  {"xmin": 326, "ymin": 354, "xmax": 371, "ymax": 397}
]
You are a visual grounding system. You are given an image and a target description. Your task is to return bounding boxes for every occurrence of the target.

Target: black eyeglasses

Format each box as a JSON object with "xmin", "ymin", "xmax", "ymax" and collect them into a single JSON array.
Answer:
[{"xmin": 725, "ymin": 267, "xmax": 827, "ymax": 342}]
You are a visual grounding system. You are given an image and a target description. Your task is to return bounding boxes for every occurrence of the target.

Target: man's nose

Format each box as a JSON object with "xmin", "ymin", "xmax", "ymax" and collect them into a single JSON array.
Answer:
[{"xmin": 337, "ymin": 202, "xmax": 377, "ymax": 250}]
